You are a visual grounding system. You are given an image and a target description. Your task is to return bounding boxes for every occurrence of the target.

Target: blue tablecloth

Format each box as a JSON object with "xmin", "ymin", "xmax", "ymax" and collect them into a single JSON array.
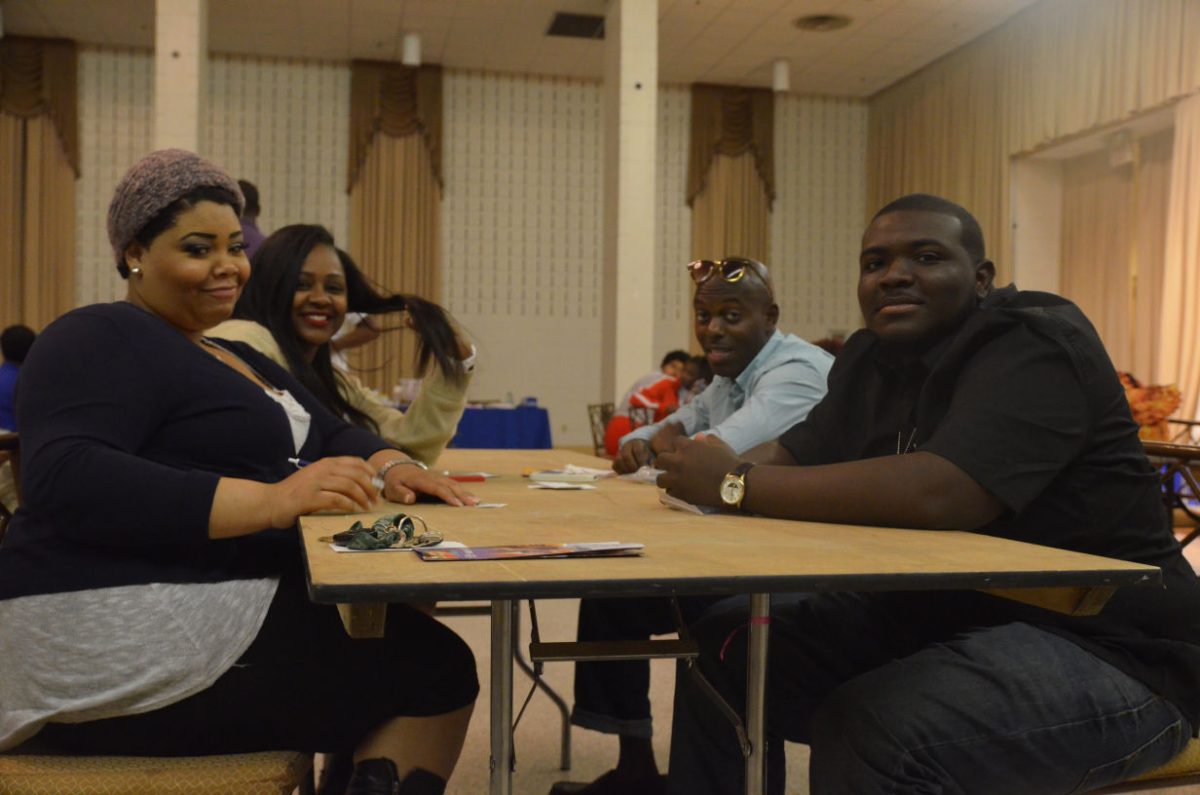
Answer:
[{"xmin": 451, "ymin": 406, "xmax": 553, "ymax": 449}]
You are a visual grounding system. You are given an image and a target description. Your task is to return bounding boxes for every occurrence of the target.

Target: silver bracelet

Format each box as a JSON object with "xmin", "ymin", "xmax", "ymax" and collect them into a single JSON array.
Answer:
[{"xmin": 378, "ymin": 457, "xmax": 428, "ymax": 481}]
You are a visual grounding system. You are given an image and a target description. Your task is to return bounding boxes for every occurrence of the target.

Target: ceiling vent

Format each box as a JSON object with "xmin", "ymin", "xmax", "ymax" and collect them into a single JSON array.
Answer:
[
  {"xmin": 546, "ymin": 12, "xmax": 605, "ymax": 40},
  {"xmin": 793, "ymin": 14, "xmax": 852, "ymax": 32}
]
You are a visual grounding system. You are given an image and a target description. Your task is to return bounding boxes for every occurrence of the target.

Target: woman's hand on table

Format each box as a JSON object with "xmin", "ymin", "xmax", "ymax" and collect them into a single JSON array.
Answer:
[
  {"xmin": 267, "ymin": 456, "xmax": 381, "ymax": 527},
  {"xmin": 383, "ymin": 464, "xmax": 479, "ymax": 507},
  {"xmin": 656, "ymin": 434, "xmax": 741, "ymax": 508}
]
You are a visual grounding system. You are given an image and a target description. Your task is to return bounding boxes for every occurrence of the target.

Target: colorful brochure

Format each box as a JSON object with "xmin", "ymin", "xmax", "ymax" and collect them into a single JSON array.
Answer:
[{"xmin": 415, "ymin": 541, "xmax": 644, "ymax": 561}]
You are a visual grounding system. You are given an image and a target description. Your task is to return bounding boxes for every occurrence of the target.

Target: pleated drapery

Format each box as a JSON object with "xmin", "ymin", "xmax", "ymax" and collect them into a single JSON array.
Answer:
[
  {"xmin": 688, "ymin": 84, "xmax": 774, "ymax": 303},
  {"xmin": 687, "ymin": 84, "xmax": 774, "ymax": 209},
  {"xmin": 347, "ymin": 61, "xmax": 443, "ymax": 393},
  {"xmin": 0, "ymin": 36, "xmax": 77, "ymax": 330},
  {"xmin": 1058, "ymin": 130, "xmax": 1172, "ymax": 379},
  {"xmin": 868, "ymin": 0, "xmax": 1200, "ymax": 285},
  {"xmin": 689, "ymin": 152, "xmax": 771, "ymax": 264},
  {"xmin": 1157, "ymin": 93, "xmax": 1200, "ymax": 422}
]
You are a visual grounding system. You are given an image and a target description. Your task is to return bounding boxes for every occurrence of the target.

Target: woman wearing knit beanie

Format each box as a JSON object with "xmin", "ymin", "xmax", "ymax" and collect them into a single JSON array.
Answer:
[{"xmin": 0, "ymin": 149, "xmax": 479, "ymax": 795}]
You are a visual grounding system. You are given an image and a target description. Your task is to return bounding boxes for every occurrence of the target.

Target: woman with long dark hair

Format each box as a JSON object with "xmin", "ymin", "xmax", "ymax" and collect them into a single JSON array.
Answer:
[{"xmin": 213, "ymin": 224, "xmax": 473, "ymax": 464}]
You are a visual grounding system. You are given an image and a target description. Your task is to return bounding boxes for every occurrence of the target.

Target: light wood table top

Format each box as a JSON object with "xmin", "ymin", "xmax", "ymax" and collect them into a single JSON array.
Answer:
[{"xmin": 300, "ymin": 449, "xmax": 1160, "ymax": 609}]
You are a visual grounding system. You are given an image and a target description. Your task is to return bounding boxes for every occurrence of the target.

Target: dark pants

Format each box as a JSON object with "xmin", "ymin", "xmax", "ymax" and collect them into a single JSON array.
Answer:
[
  {"xmin": 570, "ymin": 595, "xmax": 722, "ymax": 738},
  {"xmin": 39, "ymin": 563, "xmax": 479, "ymax": 756},
  {"xmin": 666, "ymin": 592, "xmax": 1191, "ymax": 795}
]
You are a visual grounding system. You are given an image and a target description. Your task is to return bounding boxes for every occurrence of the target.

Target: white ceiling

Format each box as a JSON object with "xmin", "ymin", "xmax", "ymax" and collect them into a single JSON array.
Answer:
[{"xmin": 2, "ymin": 0, "xmax": 1039, "ymax": 97}]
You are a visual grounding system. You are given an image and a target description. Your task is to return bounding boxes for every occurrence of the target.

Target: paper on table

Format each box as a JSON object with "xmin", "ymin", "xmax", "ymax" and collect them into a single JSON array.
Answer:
[
  {"xmin": 619, "ymin": 465, "xmax": 663, "ymax": 484},
  {"xmin": 530, "ymin": 481, "xmax": 598, "ymax": 490},
  {"xmin": 658, "ymin": 490, "xmax": 719, "ymax": 515}
]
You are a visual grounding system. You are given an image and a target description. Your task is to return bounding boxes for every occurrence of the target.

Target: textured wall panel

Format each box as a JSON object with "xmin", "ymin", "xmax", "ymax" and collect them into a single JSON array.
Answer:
[
  {"xmin": 653, "ymin": 85, "xmax": 693, "ymax": 357},
  {"xmin": 206, "ymin": 55, "xmax": 350, "ymax": 248},
  {"xmin": 443, "ymin": 70, "xmax": 607, "ymax": 447},
  {"xmin": 771, "ymin": 95, "xmax": 868, "ymax": 341},
  {"xmin": 76, "ymin": 49, "xmax": 350, "ymax": 307},
  {"xmin": 76, "ymin": 47, "xmax": 154, "ymax": 305}
]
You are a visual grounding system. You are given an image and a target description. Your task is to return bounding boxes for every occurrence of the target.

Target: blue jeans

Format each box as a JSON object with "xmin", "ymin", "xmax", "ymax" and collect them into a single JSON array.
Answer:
[{"xmin": 666, "ymin": 592, "xmax": 1191, "ymax": 795}]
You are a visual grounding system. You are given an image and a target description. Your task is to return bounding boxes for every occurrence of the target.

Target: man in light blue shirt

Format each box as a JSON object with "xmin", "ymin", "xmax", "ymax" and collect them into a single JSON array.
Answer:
[
  {"xmin": 552, "ymin": 259, "xmax": 833, "ymax": 795},
  {"xmin": 613, "ymin": 259, "xmax": 832, "ymax": 474}
]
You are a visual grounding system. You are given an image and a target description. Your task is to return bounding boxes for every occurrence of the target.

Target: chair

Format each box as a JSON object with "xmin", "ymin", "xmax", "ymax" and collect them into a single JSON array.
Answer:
[
  {"xmin": 587, "ymin": 403, "xmax": 614, "ymax": 458},
  {"xmin": 1098, "ymin": 737, "xmax": 1200, "ymax": 791},
  {"xmin": 0, "ymin": 749, "xmax": 314, "ymax": 794},
  {"xmin": 1142, "ymin": 439, "xmax": 1200, "ymax": 547},
  {"xmin": 0, "ymin": 431, "xmax": 317, "ymax": 794}
]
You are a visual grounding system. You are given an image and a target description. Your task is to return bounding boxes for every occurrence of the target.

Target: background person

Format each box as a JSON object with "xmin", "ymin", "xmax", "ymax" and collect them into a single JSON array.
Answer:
[
  {"xmin": 679, "ymin": 355, "xmax": 710, "ymax": 406},
  {"xmin": 213, "ymin": 227, "xmax": 475, "ymax": 466},
  {"xmin": 0, "ymin": 324, "xmax": 35, "ymax": 431},
  {"xmin": 236, "ymin": 178, "xmax": 266, "ymax": 260},
  {"xmin": 659, "ymin": 194, "xmax": 1200, "ymax": 794},
  {"xmin": 552, "ymin": 258, "xmax": 832, "ymax": 795},
  {"xmin": 0, "ymin": 149, "xmax": 479, "ymax": 795},
  {"xmin": 604, "ymin": 350, "xmax": 690, "ymax": 456},
  {"xmin": 331, "ymin": 311, "xmax": 382, "ymax": 373}
]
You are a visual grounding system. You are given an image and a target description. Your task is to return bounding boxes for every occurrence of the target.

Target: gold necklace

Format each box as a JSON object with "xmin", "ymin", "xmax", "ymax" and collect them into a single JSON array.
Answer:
[{"xmin": 896, "ymin": 428, "xmax": 917, "ymax": 455}]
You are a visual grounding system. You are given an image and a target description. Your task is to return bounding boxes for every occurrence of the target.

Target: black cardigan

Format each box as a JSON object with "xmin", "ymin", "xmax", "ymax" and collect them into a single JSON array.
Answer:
[{"xmin": 0, "ymin": 302, "xmax": 389, "ymax": 599}]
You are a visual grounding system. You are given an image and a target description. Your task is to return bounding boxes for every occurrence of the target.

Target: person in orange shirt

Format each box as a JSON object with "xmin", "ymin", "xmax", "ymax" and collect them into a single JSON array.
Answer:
[{"xmin": 603, "ymin": 351, "xmax": 691, "ymax": 456}]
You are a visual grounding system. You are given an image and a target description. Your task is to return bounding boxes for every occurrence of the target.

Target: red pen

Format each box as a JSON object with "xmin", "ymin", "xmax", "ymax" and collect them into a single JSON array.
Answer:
[{"xmin": 448, "ymin": 474, "xmax": 487, "ymax": 482}]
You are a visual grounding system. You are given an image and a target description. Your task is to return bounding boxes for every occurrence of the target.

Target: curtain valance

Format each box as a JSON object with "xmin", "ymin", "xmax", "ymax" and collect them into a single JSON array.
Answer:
[
  {"xmin": 349, "ymin": 61, "xmax": 442, "ymax": 191},
  {"xmin": 687, "ymin": 83, "xmax": 774, "ymax": 208},
  {"xmin": 0, "ymin": 36, "xmax": 78, "ymax": 175}
]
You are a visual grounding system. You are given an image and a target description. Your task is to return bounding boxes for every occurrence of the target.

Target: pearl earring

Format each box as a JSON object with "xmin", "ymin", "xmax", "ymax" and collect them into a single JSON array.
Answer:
[{"xmin": 130, "ymin": 267, "xmax": 143, "ymax": 277}]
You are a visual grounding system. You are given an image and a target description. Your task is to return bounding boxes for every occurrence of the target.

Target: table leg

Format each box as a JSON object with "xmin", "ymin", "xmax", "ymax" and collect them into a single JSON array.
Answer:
[
  {"xmin": 490, "ymin": 599, "xmax": 514, "ymax": 795},
  {"xmin": 745, "ymin": 593, "xmax": 770, "ymax": 795}
]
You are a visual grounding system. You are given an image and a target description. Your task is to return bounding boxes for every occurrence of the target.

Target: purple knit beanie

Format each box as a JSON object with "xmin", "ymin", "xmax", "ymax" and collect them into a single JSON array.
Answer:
[{"xmin": 107, "ymin": 148, "xmax": 244, "ymax": 272}]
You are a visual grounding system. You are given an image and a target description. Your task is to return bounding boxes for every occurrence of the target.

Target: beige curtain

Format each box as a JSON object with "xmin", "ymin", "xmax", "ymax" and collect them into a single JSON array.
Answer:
[
  {"xmin": 1059, "ymin": 149, "xmax": 1132, "ymax": 366},
  {"xmin": 1157, "ymin": 93, "xmax": 1200, "ymax": 421},
  {"xmin": 687, "ymin": 84, "xmax": 774, "ymax": 208},
  {"xmin": 869, "ymin": 0, "xmax": 1200, "ymax": 283},
  {"xmin": 1059, "ymin": 130, "xmax": 1172, "ymax": 378},
  {"xmin": 0, "ymin": 36, "xmax": 77, "ymax": 330},
  {"xmin": 1132, "ymin": 131, "xmax": 1173, "ymax": 381},
  {"xmin": 690, "ymin": 152, "xmax": 771, "ymax": 263},
  {"xmin": 347, "ymin": 62, "xmax": 442, "ymax": 393},
  {"xmin": 688, "ymin": 83, "xmax": 774, "ymax": 291}
]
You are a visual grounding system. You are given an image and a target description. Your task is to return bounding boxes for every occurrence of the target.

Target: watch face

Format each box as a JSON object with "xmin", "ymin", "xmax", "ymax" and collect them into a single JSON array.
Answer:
[{"xmin": 720, "ymin": 474, "xmax": 744, "ymax": 506}]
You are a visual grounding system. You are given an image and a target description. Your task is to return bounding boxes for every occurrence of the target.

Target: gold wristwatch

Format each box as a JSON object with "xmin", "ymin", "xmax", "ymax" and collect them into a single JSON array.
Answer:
[{"xmin": 719, "ymin": 462, "xmax": 755, "ymax": 510}]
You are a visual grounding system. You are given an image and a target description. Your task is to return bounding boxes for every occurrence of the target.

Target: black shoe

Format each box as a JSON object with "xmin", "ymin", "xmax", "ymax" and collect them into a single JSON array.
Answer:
[
  {"xmin": 346, "ymin": 757, "xmax": 400, "ymax": 795},
  {"xmin": 549, "ymin": 769, "xmax": 667, "ymax": 795}
]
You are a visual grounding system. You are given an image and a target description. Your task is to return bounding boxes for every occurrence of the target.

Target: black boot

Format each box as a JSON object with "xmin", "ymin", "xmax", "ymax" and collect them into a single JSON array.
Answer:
[
  {"xmin": 345, "ymin": 758, "xmax": 400, "ymax": 795},
  {"xmin": 397, "ymin": 768, "xmax": 447, "ymax": 795}
]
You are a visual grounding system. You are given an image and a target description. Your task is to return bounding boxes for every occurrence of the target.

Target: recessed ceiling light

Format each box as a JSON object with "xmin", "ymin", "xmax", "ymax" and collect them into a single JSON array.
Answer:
[{"xmin": 793, "ymin": 14, "xmax": 852, "ymax": 32}]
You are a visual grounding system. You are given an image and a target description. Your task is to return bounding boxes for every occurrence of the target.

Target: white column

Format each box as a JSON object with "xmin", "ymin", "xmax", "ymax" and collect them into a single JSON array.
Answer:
[
  {"xmin": 601, "ymin": 0, "xmax": 658, "ymax": 403},
  {"xmin": 154, "ymin": 0, "xmax": 207, "ymax": 152}
]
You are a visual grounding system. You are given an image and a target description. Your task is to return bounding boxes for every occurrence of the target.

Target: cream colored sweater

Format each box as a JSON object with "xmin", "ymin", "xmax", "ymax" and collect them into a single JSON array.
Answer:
[{"xmin": 210, "ymin": 319, "xmax": 469, "ymax": 465}]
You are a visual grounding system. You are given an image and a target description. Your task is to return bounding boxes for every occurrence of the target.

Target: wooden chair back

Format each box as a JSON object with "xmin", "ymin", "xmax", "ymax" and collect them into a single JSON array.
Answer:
[{"xmin": 587, "ymin": 403, "xmax": 614, "ymax": 458}]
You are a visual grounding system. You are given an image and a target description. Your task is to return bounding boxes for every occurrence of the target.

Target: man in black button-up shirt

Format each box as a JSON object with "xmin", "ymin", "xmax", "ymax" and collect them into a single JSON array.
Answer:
[{"xmin": 659, "ymin": 194, "xmax": 1200, "ymax": 794}]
